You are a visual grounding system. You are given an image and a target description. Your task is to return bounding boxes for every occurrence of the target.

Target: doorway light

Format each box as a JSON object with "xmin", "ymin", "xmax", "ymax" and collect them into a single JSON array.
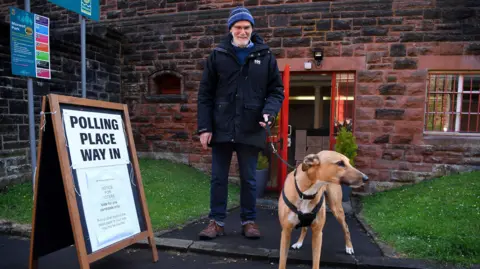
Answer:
[
  {"xmin": 290, "ymin": 96, "xmax": 315, "ymax": 100},
  {"xmin": 289, "ymin": 96, "xmax": 355, "ymax": 101},
  {"xmin": 323, "ymin": 96, "xmax": 354, "ymax": 101}
]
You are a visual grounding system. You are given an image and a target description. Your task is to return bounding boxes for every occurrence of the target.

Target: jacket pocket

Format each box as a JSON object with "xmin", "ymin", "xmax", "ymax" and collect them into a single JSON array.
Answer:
[
  {"xmin": 213, "ymin": 102, "xmax": 231, "ymax": 133},
  {"xmin": 241, "ymin": 103, "xmax": 263, "ymax": 133}
]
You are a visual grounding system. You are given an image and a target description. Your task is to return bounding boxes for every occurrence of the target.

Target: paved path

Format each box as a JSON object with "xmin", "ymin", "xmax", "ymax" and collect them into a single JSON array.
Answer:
[
  {"xmin": 154, "ymin": 206, "xmax": 462, "ymax": 269},
  {"xmin": 161, "ymin": 207, "xmax": 382, "ymax": 258},
  {"xmin": 0, "ymin": 235, "xmax": 346, "ymax": 269}
]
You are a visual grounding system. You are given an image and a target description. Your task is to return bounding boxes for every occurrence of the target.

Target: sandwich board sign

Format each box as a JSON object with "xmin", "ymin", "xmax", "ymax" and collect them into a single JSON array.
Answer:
[{"xmin": 29, "ymin": 94, "xmax": 158, "ymax": 269}]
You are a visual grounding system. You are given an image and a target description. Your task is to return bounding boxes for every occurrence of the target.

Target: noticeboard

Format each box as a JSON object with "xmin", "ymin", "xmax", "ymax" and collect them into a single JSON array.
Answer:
[
  {"xmin": 9, "ymin": 7, "xmax": 51, "ymax": 79},
  {"xmin": 29, "ymin": 94, "xmax": 158, "ymax": 269}
]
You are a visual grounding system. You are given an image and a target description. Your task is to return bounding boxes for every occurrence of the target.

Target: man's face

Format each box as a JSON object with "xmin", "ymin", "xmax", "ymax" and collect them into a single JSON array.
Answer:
[{"xmin": 230, "ymin": 21, "xmax": 252, "ymax": 47}]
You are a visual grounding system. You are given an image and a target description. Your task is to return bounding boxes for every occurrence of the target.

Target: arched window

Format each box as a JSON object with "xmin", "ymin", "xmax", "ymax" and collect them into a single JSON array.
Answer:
[
  {"xmin": 145, "ymin": 70, "xmax": 187, "ymax": 103},
  {"xmin": 152, "ymin": 73, "xmax": 181, "ymax": 95}
]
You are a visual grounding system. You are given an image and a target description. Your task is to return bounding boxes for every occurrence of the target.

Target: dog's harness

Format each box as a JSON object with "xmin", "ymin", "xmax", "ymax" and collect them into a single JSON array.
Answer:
[{"xmin": 282, "ymin": 169, "xmax": 325, "ymax": 229}]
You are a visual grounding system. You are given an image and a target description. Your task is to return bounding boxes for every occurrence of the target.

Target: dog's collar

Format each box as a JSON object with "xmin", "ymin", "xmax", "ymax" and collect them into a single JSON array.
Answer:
[{"xmin": 294, "ymin": 169, "xmax": 318, "ymax": 200}]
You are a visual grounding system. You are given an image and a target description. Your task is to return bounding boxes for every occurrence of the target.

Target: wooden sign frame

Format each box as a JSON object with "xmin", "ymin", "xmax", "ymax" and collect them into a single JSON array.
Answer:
[{"xmin": 29, "ymin": 94, "xmax": 158, "ymax": 269}]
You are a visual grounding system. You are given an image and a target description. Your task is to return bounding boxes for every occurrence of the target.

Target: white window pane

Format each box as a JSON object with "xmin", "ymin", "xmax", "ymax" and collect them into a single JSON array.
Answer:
[{"xmin": 425, "ymin": 74, "xmax": 459, "ymax": 132}]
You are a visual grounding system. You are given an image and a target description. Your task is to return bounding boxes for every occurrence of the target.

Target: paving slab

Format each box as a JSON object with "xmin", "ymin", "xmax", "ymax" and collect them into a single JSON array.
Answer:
[
  {"xmin": 190, "ymin": 240, "xmax": 272, "ymax": 259},
  {"xmin": 138, "ymin": 237, "xmax": 193, "ymax": 251}
]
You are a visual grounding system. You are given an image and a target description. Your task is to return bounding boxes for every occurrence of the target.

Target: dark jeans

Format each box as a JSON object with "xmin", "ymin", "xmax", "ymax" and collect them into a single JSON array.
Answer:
[{"xmin": 209, "ymin": 143, "xmax": 260, "ymax": 224}]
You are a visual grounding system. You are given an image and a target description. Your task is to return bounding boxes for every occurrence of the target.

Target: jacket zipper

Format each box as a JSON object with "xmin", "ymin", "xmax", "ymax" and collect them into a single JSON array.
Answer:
[{"xmin": 213, "ymin": 46, "xmax": 266, "ymax": 142}]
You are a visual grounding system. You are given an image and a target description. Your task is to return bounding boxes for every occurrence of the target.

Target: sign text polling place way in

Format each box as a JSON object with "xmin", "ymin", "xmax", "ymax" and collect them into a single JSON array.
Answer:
[{"xmin": 62, "ymin": 109, "xmax": 130, "ymax": 169}]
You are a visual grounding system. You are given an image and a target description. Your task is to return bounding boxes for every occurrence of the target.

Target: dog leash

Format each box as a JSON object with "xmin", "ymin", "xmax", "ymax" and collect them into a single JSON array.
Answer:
[
  {"xmin": 263, "ymin": 117, "xmax": 296, "ymax": 170},
  {"xmin": 263, "ymin": 117, "xmax": 327, "ymax": 228}
]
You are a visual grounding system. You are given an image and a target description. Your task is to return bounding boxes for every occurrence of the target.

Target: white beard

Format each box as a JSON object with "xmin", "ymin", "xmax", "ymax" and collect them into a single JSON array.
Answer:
[{"xmin": 233, "ymin": 37, "xmax": 250, "ymax": 48}]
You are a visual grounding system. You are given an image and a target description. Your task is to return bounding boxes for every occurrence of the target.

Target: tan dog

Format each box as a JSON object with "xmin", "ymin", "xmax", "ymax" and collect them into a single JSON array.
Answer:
[{"xmin": 277, "ymin": 150, "xmax": 368, "ymax": 269}]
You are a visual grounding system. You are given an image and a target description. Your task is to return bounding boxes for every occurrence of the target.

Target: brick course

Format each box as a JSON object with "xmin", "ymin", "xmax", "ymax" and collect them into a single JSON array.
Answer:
[{"xmin": 0, "ymin": 0, "xmax": 480, "ymax": 192}]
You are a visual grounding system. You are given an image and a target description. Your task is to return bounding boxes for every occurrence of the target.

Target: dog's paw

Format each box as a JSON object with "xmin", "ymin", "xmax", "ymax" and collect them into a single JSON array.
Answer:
[
  {"xmin": 346, "ymin": 246, "xmax": 354, "ymax": 255},
  {"xmin": 291, "ymin": 242, "xmax": 303, "ymax": 249}
]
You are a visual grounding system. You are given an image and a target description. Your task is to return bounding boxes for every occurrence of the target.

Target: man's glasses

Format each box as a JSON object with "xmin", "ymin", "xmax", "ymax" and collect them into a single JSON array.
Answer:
[{"xmin": 232, "ymin": 26, "xmax": 252, "ymax": 31}]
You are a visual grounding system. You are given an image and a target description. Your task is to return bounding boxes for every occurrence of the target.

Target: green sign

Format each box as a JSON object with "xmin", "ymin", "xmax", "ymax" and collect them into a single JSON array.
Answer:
[{"xmin": 47, "ymin": 0, "xmax": 100, "ymax": 21}]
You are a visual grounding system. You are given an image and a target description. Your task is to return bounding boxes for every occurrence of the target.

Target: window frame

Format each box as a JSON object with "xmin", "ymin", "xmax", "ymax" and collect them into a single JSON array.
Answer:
[
  {"xmin": 144, "ymin": 69, "xmax": 188, "ymax": 103},
  {"xmin": 424, "ymin": 71, "xmax": 480, "ymax": 137}
]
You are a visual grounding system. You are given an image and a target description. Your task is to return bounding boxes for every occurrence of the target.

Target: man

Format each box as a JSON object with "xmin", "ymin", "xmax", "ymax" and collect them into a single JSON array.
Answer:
[{"xmin": 196, "ymin": 6, "xmax": 284, "ymax": 240}]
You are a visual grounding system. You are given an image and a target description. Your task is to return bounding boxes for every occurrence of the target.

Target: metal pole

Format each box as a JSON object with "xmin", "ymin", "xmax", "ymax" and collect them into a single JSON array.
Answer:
[
  {"xmin": 80, "ymin": 14, "xmax": 86, "ymax": 98},
  {"xmin": 25, "ymin": 0, "xmax": 36, "ymax": 189},
  {"xmin": 27, "ymin": 79, "xmax": 36, "ymax": 187}
]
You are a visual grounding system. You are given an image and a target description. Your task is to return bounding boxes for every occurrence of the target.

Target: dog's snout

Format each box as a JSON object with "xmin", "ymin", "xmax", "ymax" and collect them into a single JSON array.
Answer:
[{"xmin": 362, "ymin": 174, "xmax": 369, "ymax": 182}]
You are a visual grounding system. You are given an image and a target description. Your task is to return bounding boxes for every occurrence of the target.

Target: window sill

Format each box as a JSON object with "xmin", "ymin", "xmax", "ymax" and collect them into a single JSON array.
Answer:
[
  {"xmin": 144, "ymin": 94, "xmax": 188, "ymax": 103},
  {"xmin": 423, "ymin": 132, "xmax": 480, "ymax": 145},
  {"xmin": 424, "ymin": 131, "xmax": 480, "ymax": 137}
]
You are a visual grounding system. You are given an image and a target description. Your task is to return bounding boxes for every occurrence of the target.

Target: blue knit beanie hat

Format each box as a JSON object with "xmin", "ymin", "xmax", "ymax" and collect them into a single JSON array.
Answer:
[{"xmin": 228, "ymin": 7, "xmax": 255, "ymax": 29}]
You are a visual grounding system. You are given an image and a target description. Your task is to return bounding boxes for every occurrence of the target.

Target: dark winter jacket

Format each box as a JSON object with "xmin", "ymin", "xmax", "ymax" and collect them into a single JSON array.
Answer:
[{"xmin": 197, "ymin": 32, "xmax": 285, "ymax": 149}]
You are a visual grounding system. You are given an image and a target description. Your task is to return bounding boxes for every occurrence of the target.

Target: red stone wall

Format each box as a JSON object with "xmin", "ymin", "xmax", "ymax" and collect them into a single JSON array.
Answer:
[
  {"xmin": 115, "ymin": 0, "xmax": 480, "ymax": 191},
  {"xmin": 355, "ymin": 66, "xmax": 480, "ymax": 192},
  {"xmin": 2, "ymin": 0, "xmax": 480, "ymax": 191}
]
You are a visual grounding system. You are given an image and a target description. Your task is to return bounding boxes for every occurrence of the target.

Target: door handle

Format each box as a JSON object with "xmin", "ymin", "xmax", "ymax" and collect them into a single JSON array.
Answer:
[{"xmin": 288, "ymin": 125, "xmax": 292, "ymax": 136}]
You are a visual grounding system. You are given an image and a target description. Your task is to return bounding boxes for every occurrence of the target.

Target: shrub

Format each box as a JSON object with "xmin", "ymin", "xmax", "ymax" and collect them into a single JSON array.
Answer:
[
  {"xmin": 335, "ymin": 127, "xmax": 358, "ymax": 166},
  {"xmin": 257, "ymin": 151, "xmax": 269, "ymax": 170}
]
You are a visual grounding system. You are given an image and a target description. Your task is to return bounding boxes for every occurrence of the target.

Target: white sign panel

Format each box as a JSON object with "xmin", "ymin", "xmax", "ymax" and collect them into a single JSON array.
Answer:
[
  {"xmin": 77, "ymin": 165, "xmax": 141, "ymax": 252},
  {"xmin": 62, "ymin": 109, "xmax": 130, "ymax": 169}
]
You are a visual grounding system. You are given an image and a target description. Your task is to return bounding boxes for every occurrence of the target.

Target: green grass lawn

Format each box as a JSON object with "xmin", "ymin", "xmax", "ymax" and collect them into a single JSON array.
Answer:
[
  {"xmin": 140, "ymin": 158, "xmax": 240, "ymax": 230},
  {"xmin": 360, "ymin": 171, "xmax": 480, "ymax": 266},
  {"xmin": 0, "ymin": 182, "xmax": 32, "ymax": 224},
  {"xmin": 0, "ymin": 158, "xmax": 241, "ymax": 231}
]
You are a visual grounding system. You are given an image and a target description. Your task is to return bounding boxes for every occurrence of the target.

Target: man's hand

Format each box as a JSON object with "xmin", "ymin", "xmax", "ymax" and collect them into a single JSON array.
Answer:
[
  {"xmin": 259, "ymin": 114, "xmax": 271, "ymax": 128},
  {"xmin": 200, "ymin": 132, "xmax": 212, "ymax": 150}
]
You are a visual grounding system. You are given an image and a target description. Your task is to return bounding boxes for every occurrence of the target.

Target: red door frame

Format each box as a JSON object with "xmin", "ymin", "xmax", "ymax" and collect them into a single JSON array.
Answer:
[
  {"xmin": 265, "ymin": 65, "xmax": 290, "ymax": 193},
  {"xmin": 329, "ymin": 73, "xmax": 337, "ymax": 150},
  {"xmin": 278, "ymin": 64, "xmax": 290, "ymax": 192},
  {"xmin": 329, "ymin": 72, "xmax": 357, "ymax": 150}
]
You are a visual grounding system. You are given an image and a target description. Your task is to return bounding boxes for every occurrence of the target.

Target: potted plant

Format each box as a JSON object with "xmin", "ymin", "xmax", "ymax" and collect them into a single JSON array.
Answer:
[
  {"xmin": 334, "ymin": 126, "xmax": 359, "ymax": 202},
  {"xmin": 256, "ymin": 151, "xmax": 270, "ymax": 198}
]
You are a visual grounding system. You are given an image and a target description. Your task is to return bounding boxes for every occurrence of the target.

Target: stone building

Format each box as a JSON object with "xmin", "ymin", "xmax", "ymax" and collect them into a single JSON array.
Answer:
[{"xmin": 0, "ymin": 0, "xmax": 479, "ymax": 192}]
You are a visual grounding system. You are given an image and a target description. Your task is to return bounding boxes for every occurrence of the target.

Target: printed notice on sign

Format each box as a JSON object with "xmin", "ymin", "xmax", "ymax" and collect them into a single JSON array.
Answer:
[
  {"xmin": 62, "ymin": 109, "xmax": 130, "ymax": 169},
  {"xmin": 76, "ymin": 165, "xmax": 141, "ymax": 252}
]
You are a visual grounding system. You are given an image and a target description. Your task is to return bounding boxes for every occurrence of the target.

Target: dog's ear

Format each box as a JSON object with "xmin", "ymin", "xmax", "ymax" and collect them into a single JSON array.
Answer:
[{"xmin": 301, "ymin": 154, "xmax": 320, "ymax": 171}]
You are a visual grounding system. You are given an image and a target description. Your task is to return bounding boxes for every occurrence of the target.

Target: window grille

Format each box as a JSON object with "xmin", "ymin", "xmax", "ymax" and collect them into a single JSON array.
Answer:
[{"xmin": 425, "ymin": 73, "xmax": 480, "ymax": 134}]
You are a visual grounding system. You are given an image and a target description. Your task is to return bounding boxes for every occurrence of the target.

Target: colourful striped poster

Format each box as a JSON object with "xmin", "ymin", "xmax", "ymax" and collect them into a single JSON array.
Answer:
[{"xmin": 34, "ymin": 13, "xmax": 51, "ymax": 79}]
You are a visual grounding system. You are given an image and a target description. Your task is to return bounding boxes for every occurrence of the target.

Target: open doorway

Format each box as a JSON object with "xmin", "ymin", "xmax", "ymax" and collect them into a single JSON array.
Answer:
[
  {"xmin": 287, "ymin": 72, "xmax": 356, "ymax": 167},
  {"xmin": 266, "ymin": 69, "xmax": 356, "ymax": 193}
]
